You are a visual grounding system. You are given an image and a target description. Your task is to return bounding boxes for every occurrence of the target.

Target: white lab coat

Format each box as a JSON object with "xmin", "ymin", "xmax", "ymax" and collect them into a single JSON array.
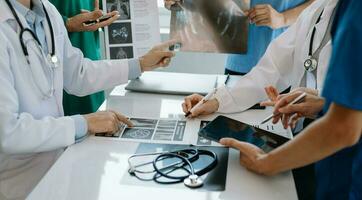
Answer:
[
  {"xmin": 0, "ymin": 1, "xmax": 132, "ymax": 199},
  {"xmin": 215, "ymin": 0, "xmax": 338, "ymax": 113}
]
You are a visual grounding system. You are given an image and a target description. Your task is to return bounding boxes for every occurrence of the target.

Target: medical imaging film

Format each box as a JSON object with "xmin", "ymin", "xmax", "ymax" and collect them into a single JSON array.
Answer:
[
  {"xmin": 106, "ymin": 0, "xmax": 131, "ymax": 20},
  {"xmin": 197, "ymin": 121, "xmax": 212, "ymax": 145},
  {"xmin": 169, "ymin": 0, "xmax": 250, "ymax": 54},
  {"xmin": 108, "ymin": 22, "xmax": 133, "ymax": 44},
  {"xmin": 110, "ymin": 46, "xmax": 134, "ymax": 59}
]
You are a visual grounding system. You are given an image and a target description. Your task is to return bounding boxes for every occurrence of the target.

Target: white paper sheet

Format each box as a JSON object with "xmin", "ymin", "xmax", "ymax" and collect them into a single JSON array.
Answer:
[{"xmin": 103, "ymin": 0, "xmax": 161, "ymax": 59}]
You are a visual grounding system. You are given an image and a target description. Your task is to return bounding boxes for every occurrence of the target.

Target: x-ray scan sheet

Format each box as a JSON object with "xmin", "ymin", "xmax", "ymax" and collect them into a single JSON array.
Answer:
[
  {"xmin": 103, "ymin": 0, "xmax": 161, "ymax": 59},
  {"xmin": 169, "ymin": 0, "xmax": 250, "ymax": 54}
]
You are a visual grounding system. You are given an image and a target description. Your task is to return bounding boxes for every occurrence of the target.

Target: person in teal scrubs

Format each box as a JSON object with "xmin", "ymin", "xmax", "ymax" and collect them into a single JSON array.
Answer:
[
  {"xmin": 226, "ymin": 0, "xmax": 314, "ymax": 75},
  {"xmin": 50, "ymin": 0, "xmax": 116, "ymax": 115},
  {"xmin": 220, "ymin": 0, "xmax": 362, "ymax": 199}
]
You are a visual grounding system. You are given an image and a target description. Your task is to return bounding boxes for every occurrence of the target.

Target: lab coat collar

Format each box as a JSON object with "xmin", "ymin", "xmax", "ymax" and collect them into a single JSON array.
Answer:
[{"xmin": 0, "ymin": 0, "xmax": 15, "ymax": 23}]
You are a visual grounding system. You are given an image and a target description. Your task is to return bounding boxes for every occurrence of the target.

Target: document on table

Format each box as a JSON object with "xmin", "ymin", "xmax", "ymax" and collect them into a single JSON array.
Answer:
[
  {"xmin": 103, "ymin": 0, "xmax": 160, "ymax": 59},
  {"xmin": 95, "ymin": 117, "xmax": 292, "ymax": 145}
]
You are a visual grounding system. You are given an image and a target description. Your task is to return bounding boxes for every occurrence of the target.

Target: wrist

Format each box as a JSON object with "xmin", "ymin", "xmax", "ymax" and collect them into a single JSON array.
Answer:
[
  {"xmin": 275, "ymin": 12, "xmax": 287, "ymax": 29},
  {"xmin": 66, "ymin": 18, "xmax": 75, "ymax": 32},
  {"xmin": 83, "ymin": 114, "xmax": 93, "ymax": 134},
  {"xmin": 317, "ymin": 98, "xmax": 326, "ymax": 111},
  {"xmin": 257, "ymin": 154, "xmax": 278, "ymax": 176},
  {"xmin": 212, "ymin": 98, "xmax": 220, "ymax": 111},
  {"xmin": 139, "ymin": 56, "xmax": 146, "ymax": 72}
]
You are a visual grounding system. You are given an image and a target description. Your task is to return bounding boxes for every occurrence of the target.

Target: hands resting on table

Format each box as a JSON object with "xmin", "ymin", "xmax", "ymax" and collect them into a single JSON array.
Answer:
[{"xmin": 182, "ymin": 86, "xmax": 326, "ymax": 175}]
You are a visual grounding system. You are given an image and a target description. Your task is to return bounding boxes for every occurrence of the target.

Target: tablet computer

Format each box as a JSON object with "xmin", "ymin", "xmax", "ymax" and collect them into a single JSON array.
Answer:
[{"xmin": 198, "ymin": 116, "xmax": 290, "ymax": 152}]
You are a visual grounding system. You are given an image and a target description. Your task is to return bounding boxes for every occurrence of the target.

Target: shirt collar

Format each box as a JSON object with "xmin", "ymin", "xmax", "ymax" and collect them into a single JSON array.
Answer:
[{"xmin": 0, "ymin": 0, "xmax": 46, "ymax": 24}]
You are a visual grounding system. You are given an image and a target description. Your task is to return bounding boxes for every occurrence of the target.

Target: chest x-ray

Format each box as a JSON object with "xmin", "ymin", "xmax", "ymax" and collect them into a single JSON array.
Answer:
[{"xmin": 170, "ymin": 0, "xmax": 250, "ymax": 54}]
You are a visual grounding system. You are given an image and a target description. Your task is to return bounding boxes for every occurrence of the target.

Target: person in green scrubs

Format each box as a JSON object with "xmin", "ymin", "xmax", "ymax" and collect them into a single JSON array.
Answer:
[{"xmin": 50, "ymin": 0, "xmax": 117, "ymax": 115}]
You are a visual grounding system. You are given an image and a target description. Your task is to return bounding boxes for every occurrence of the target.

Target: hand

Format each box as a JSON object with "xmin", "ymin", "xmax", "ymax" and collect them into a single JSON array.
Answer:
[
  {"xmin": 273, "ymin": 91, "xmax": 325, "ymax": 129},
  {"xmin": 220, "ymin": 138, "xmax": 272, "ymax": 175},
  {"xmin": 260, "ymin": 86, "xmax": 280, "ymax": 107},
  {"xmin": 66, "ymin": 0, "xmax": 119, "ymax": 32},
  {"xmin": 164, "ymin": 0, "xmax": 180, "ymax": 10},
  {"xmin": 260, "ymin": 86, "xmax": 319, "ymax": 107},
  {"xmin": 246, "ymin": 4, "xmax": 285, "ymax": 29},
  {"xmin": 139, "ymin": 40, "xmax": 178, "ymax": 72},
  {"xmin": 182, "ymin": 94, "xmax": 219, "ymax": 118},
  {"xmin": 84, "ymin": 111, "xmax": 133, "ymax": 134}
]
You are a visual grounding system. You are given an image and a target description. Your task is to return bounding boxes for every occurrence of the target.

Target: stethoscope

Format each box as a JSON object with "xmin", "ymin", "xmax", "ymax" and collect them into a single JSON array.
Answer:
[
  {"xmin": 5, "ymin": 0, "xmax": 59, "ymax": 99},
  {"xmin": 304, "ymin": 6, "xmax": 337, "ymax": 73},
  {"xmin": 128, "ymin": 148, "xmax": 218, "ymax": 188}
]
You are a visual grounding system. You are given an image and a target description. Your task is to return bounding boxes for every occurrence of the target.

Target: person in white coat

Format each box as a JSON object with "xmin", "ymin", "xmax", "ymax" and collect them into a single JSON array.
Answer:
[
  {"xmin": 0, "ymin": 0, "xmax": 176, "ymax": 199},
  {"xmin": 182, "ymin": 0, "xmax": 338, "ymax": 118}
]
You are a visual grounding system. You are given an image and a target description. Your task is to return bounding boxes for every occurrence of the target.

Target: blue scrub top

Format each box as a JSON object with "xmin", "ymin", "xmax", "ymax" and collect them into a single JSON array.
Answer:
[
  {"xmin": 318, "ymin": 0, "xmax": 362, "ymax": 199},
  {"xmin": 226, "ymin": 0, "xmax": 305, "ymax": 73}
]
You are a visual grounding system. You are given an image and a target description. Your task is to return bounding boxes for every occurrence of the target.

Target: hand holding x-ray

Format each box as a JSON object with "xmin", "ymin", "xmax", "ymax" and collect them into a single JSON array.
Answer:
[
  {"xmin": 164, "ymin": 0, "xmax": 181, "ymax": 10},
  {"xmin": 167, "ymin": 0, "xmax": 250, "ymax": 54}
]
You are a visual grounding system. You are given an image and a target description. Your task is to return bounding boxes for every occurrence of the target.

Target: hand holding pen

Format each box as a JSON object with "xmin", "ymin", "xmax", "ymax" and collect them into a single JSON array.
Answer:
[
  {"xmin": 261, "ymin": 92, "xmax": 307, "ymax": 126},
  {"xmin": 184, "ymin": 89, "xmax": 217, "ymax": 117},
  {"xmin": 182, "ymin": 91, "xmax": 220, "ymax": 118},
  {"xmin": 261, "ymin": 91, "xmax": 325, "ymax": 129}
]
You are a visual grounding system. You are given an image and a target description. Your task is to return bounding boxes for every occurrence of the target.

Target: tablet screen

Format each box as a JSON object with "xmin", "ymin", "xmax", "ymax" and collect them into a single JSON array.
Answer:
[{"xmin": 198, "ymin": 116, "xmax": 289, "ymax": 152}]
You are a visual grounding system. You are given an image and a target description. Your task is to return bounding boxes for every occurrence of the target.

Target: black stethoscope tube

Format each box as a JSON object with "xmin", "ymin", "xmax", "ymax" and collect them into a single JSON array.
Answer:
[
  {"xmin": 308, "ymin": 10, "xmax": 324, "ymax": 57},
  {"xmin": 152, "ymin": 149, "xmax": 218, "ymax": 184},
  {"xmin": 4, "ymin": 0, "xmax": 56, "ymax": 60},
  {"xmin": 128, "ymin": 148, "xmax": 218, "ymax": 186}
]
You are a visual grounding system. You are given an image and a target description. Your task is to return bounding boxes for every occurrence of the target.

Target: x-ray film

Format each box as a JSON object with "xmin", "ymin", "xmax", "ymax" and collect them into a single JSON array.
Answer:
[{"xmin": 169, "ymin": 0, "xmax": 250, "ymax": 54}]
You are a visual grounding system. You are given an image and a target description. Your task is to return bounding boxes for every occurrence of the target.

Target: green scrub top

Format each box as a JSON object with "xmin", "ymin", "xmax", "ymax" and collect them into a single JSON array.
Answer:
[{"xmin": 50, "ymin": 0, "xmax": 105, "ymax": 115}]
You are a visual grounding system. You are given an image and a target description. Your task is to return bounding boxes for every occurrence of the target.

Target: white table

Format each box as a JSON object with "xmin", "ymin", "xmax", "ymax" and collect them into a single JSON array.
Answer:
[{"xmin": 27, "ymin": 85, "xmax": 298, "ymax": 200}]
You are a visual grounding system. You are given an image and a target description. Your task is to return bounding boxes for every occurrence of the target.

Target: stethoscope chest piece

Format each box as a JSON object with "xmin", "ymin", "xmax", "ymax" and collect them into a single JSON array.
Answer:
[
  {"xmin": 184, "ymin": 175, "xmax": 203, "ymax": 188},
  {"xmin": 48, "ymin": 54, "xmax": 59, "ymax": 68},
  {"xmin": 304, "ymin": 56, "xmax": 318, "ymax": 72}
]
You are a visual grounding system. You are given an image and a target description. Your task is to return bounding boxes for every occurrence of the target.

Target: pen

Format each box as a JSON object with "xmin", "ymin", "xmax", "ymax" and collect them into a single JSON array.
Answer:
[
  {"xmin": 185, "ymin": 88, "xmax": 217, "ymax": 117},
  {"xmin": 260, "ymin": 92, "xmax": 307, "ymax": 124},
  {"xmin": 224, "ymin": 74, "xmax": 230, "ymax": 85}
]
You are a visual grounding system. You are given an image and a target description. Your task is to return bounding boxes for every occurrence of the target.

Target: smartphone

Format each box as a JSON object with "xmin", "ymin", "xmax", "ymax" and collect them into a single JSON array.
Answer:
[
  {"xmin": 83, "ymin": 15, "xmax": 112, "ymax": 27},
  {"xmin": 198, "ymin": 116, "xmax": 289, "ymax": 152}
]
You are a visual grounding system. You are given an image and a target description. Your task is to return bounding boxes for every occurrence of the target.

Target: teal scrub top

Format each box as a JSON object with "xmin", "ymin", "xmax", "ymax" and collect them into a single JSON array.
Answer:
[
  {"xmin": 317, "ymin": 0, "xmax": 362, "ymax": 199},
  {"xmin": 226, "ymin": 0, "xmax": 305, "ymax": 73},
  {"xmin": 50, "ymin": 0, "xmax": 105, "ymax": 115}
]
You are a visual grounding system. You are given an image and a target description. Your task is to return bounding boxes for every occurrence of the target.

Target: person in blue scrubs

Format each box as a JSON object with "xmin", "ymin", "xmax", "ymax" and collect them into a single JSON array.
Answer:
[
  {"xmin": 219, "ymin": 0, "xmax": 362, "ymax": 199},
  {"xmin": 226, "ymin": 0, "xmax": 314, "ymax": 75}
]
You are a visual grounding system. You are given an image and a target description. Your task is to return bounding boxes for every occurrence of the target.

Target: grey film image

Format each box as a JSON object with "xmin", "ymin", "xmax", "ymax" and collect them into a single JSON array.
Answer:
[
  {"xmin": 169, "ymin": 0, "xmax": 250, "ymax": 54},
  {"xmin": 110, "ymin": 46, "xmax": 134, "ymax": 59},
  {"xmin": 94, "ymin": 118, "xmax": 187, "ymax": 141},
  {"xmin": 106, "ymin": 0, "xmax": 131, "ymax": 20},
  {"xmin": 197, "ymin": 121, "xmax": 211, "ymax": 145},
  {"xmin": 108, "ymin": 22, "xmax": 133, "ymax": 44}
]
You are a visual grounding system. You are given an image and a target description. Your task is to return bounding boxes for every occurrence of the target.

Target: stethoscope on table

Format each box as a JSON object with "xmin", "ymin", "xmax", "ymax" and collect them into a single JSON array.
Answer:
[
  {"xmin": 5, "ymin": 0, "xmax": 59, "ymax": 99},
  {"xmin": 303, "ymin": 6, "xmax": 337, "ymax": 73},
  {"xmin": 128, "ymin": 147, "xmax": 218, "ymax": 188}
]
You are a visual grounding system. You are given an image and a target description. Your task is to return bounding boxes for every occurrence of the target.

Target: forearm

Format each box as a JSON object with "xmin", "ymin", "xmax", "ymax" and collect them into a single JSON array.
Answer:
[
  {"xmin": 0, "ymin": 112, "xmax": 76, "ymax": 154},
  {"xmin": 261, "ymin": 106, "xmax": 361, "ymax": 175},
  {"xmin": 281, "ymin": 0, "xmax": 315, "ymax": 27}
]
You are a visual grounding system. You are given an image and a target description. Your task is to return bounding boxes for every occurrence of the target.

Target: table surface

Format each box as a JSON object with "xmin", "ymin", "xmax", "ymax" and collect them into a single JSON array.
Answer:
[{"xmin": 27, "ymin": 84, "xmax": 298, "ymax": 200}]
